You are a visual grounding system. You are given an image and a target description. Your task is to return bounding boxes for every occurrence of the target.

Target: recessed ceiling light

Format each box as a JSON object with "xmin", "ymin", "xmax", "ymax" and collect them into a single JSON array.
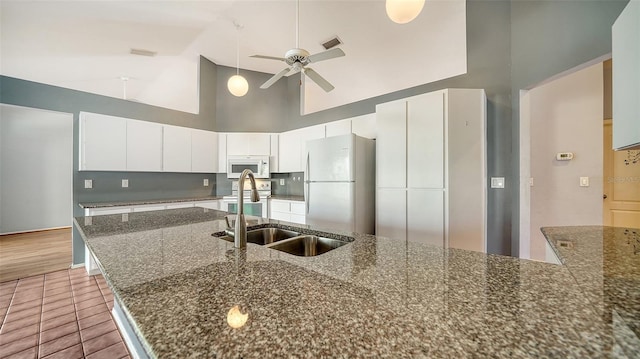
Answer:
[{"xmin": 130, "ymin": 48, "xmax": 157, "ymax": 57}]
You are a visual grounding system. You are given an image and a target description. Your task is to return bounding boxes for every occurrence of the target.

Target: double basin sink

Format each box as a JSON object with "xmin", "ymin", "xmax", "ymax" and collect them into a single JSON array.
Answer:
[{"xmin": 214, "ymin": 227, "xmax": 350, "ymax": 257}]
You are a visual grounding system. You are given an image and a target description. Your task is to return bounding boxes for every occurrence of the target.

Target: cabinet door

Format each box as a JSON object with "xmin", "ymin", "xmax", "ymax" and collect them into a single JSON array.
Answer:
[
  {"xmin": 191, "ymin": 129, "xmax": 218, "ymax": 173},
  {"xmin": 612, "ymin": 0, "xmax": 640, "ymax": 150},
  {"xmin": 299, "ymin": 124, "xmax": 326, "ymax": 171},
  {"xmin": 278, "ymin": 130, "xmax": 302, "ymax": 172},
  {"xmin": 326, "ymin": 119, "xmax": 351, "ymax": 137},
  {"xmin": 218, "ymin": 134, "xmax": 227, "ymax": 173},
  {"xmin": 163, "ymin": 125, "xmax": 191, "ymax": 172},
  {"xmin": 351, "ymin": 113, "xmax": 376, "ymax": 139},
  {"xmin": 407, "ymin": 92, "xmax": 444, "ymax": 189},
  {"xmin": 376, "ymin": 188, "xmax": 406, "ymax": 241},
  {"xmin": 376, "ymin": 100, "xmax": 406, "ymax": 188},
  {"xmin": 126, "ymin": 120, "xmax": 163, "ymax": 172},
  {"xmin": 270, "ymin": 134, "xmax": 279, "ymax": 173},
  {"xmin": 407, "ymin": 189, "xmax": 444, "ymax": 247},
  {"xmin": 227, "ymin": 133, "xmax": 271, "ymax": 156},
  {"xmin": 80, "ymin": 112, "xmax": 127, "ymax": 171}
]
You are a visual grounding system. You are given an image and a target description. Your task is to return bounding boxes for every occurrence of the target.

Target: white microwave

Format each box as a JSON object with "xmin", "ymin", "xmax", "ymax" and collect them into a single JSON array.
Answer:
[{"xmin": 227, "ymin": 155, "xmax": 270, "ymax": 179}]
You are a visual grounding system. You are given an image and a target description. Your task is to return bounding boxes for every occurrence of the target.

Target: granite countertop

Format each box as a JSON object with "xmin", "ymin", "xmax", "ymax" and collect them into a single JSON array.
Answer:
[
  {"xmin": 74, "ymin": 210, "xmax": 639, "ymax": 358},
  {"xmin": 269, "ymin": 195, "xmax": 305, "ymax": 202},
  {"xmin": 79, "ymin": 196, "xmax": 224, "ymax": 209}
]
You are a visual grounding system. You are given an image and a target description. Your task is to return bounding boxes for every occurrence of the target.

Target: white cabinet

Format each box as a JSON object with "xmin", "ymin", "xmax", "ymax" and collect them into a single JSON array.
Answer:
[
  {"xmin": 218, "ymin": 134, "xmax": 227, "ymax": 173},
  {"xmin": 376, "ymin": 100, "xmax": 407, "ymax": 188},
  {"xmin": 84, "ymin": 206, "xmax": 131, "ymax": 216},
  {"xmin": 351, "ymin": 114, "xmax": 377, "ymax": 139},
  {"xmin": 126, "ymin": 120, "xmax": 163, "ymax": 172},
  {"xmin": 269, "ymin": 199, "xmax": 306, "ymax": 224},
  {"xmin": 376, "ymin": 89, "xmax": 486, "ymax": 252},
  {"xmin": 226, "ymin": 133, "xmax": 271, "ymax": 156},
  {"xmin": 165, "ymin": 203, "xmax": 195, "ymax": 210},
  {"xmin": 163, "ymin": 125, "xmax": 192, "ymax": 172},
  {"xmin": 79, "ymin": 112, "xmax": 127, "ymax": 171},
  {"xmin": 195, "ymin": 200, "xmax": 220, "ymax": 210},
  {"xmin": 612, "ymin": 0, "xmax": 640, "ymax": 150},
  {"xmin": 376, "ymin": 189, "xmax": 407, "ymax": 241},
  {"xmin": 270, "ymin": 135, "xmax": 279, "ymax": 173},
  {"xmin": 325, "ymin": 119, "xmax": 352, "ymax": 137},
  {"xmin": 278, "ymin": 124, "xmax": 325, "ymax": 172},
  {"xmin": 132, "ymin": 204, "xmax": 167, "ymax": 212},
  {"xmin": 191, "ymin": 129, "xmax": 218, "ymax": 173}
]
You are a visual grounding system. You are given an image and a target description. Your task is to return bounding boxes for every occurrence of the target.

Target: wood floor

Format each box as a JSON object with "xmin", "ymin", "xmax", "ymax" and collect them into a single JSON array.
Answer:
[{"xmin": 0, "ymin": 228, "xmax": 72, "ymax": 283}]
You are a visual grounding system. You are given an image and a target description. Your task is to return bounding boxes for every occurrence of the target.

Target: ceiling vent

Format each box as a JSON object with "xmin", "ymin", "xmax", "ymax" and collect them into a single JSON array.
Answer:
[
  {"xmin": 321, "ymin": 36, "xmax": 342, "ymax": 50},
  {"xmin": 130, "ymin": 48, "xmax": 157, "ymax": 57}
]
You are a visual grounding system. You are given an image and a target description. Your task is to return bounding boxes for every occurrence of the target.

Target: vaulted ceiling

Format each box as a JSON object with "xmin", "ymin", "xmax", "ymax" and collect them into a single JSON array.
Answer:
[{"xmin": 0, "ymin": 1, "xmax": 466, "ymax": 115}]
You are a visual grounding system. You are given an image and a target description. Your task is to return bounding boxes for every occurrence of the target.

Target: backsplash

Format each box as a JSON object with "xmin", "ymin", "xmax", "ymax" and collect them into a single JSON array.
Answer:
[
  {"xmin": 216, "ymin": 172, "xmax": 304, "ymax": 197},
  {"xmin": 76, "ymin": 172, "xmax": 216, "ymax": 203}
]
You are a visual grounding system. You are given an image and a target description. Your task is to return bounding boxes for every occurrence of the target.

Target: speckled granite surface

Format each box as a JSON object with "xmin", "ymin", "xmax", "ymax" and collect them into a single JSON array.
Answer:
[
  {"xmin": 542, "ymin": 226, "xmax": 640, "ymax": 356},
  {"xmin": 74, "ymin": 210, "xmax": 639, "ymax": 358},
  {"xmin": 78, "ymin": 196, "xmax": 223, "ymax": 208}
]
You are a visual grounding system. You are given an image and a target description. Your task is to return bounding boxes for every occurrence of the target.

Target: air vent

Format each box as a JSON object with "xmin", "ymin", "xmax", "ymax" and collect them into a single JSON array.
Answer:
[
  {"xmin": 130, "ymin": 48, "xmax": 157, "ymax": 57},
  {"xmin": 321, "ymin": 36, "xmax": 342, "ymax": 50}
]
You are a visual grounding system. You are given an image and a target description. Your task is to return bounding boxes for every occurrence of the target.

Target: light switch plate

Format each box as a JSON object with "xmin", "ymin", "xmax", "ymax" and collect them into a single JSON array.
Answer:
[
  {"xmin": 279, "ymin": 179, "xmax": 285, "ymax": 185},
  {"xmin": 491, "ymin": 177, "xmax": 505, "ymax": 189},
  {"xmin": 122, "ymin": 179, "xmax": 129, "ymax": 188},
  {"xmin": 203, "ymin": 179, "xmax": 209, "ymax": 187},
  {"xmin": 84, "ymin": 179, "xmax": 93, "ymax": 189},
  {"xmin": 580, "ymin": 177, "xmax": 589, "ymax": 187}
]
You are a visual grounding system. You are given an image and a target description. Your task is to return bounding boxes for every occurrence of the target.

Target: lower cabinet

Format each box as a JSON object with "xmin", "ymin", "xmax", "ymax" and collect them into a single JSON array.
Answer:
[
  {"xmin": 376, "ymin": 189, "xmax": 407, "ymax": 241},
  {"xmin": 269, "ymin": 199, "xmax": 306, "ymax": 224}
]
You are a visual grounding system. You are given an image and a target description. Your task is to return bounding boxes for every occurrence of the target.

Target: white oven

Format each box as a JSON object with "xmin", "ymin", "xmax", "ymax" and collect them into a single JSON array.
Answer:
[
  {"xmin": 227, "ymin": 155, "xmax": 270, "ymax": 179},
  {"xmin": 222, "ymin": 179, "xmax": 271, "ymax": 218}
]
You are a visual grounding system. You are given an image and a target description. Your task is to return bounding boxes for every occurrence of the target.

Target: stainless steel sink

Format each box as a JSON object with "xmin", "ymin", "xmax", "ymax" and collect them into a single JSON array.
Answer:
[
  {"xmin": 266, "ymin": 235, "xmax": 348, "ymax": 257},
  {"xmin": 216, "ymin": 227, "xmax": 300, "ymax": 245}
]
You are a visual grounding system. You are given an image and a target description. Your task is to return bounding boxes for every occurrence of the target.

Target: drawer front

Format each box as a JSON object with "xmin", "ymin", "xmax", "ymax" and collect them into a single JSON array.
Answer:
[
  {"xmin": 290, "ymin": 214, "xmax": 306, "ymax": 224},
  {"xmin": 290, "ymin": 202, "xmax": 306, "ymax": 215},
  {"xmin": 270, "ymin": 211, "xmax": 291, "ymax": 222},
  {"xmin": 86, "ymin": 207, "xmax": 131, "ymax": 216},
  {"xmin": 165, "ymin": 203, "xmax": 194, "ymax": 209},
  {"xmin": 132, "ymin": 205, "xmax": 166, "ymax": 212},
  {"xmin": 270, "ymin": 200, "xmax": 291, "ymax": 213}
]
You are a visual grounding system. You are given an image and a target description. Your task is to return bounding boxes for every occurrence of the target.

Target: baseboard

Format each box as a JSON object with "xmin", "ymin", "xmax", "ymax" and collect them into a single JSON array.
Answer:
[
  {"xmin": 0, "ymin": 226, "xmax": 72, "ymax": 236},
  {"xmin": 70, "ymin": 263, "xmax": 85, "ymax": 269}
]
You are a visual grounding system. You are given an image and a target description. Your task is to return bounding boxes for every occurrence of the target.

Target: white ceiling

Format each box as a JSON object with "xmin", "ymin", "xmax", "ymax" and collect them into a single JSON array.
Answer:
[{"xmin": 0, "ymin": 0, "xmax": 466, "ymax": 115}]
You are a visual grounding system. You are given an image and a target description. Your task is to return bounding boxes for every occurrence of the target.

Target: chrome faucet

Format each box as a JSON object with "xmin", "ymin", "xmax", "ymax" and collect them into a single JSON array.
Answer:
[{"xmin": 233, "ymin": 169, "xmax": 260, "ymax": 249}]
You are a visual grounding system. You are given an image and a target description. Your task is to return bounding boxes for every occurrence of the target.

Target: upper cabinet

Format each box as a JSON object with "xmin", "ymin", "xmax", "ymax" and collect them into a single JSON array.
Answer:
[
  {"xmin": 126, "ymin": 120, "xmax": 163, "ymax": 172},
  {"xmin": 191, "ymin": 129, "xmax": 218, "ymax": 173},
  {"xmin": 163, "ymin": 125, "xmax": 192, "ymax": 172},
  {"xmin": 79, "ymin": 112, "xmax": 219, "ymax": 173},
  {"xmin": 612, "ymin": 0, "xmax": 640, "ymax": 150},
  {"xmin": 226, "ymin": 133, "xmax": 271, "ymax": 156},
  {"xmin": 79, "ymin": 112, "xmax": 127, "ymax": 171},
  {"xmin": 278, "ymin": 124, "xmax": 325, "ymax": 172}
]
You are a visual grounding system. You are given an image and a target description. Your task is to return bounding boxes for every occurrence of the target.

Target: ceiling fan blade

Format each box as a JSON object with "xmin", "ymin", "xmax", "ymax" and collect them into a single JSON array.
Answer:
[
  {"xmin": 260, "ymin": 67, "xmax": 291, "ymax": 89},
  {"xmin": 308, "ymin": 48, "xmax": 345, "ymax": 64},
  {"xmin": 303, "ymin": 67, "xmax": 335, "ymax": 92},
  {"xmin": 251, "ymin": 54, "xmax": 286, "ymax": 62}
]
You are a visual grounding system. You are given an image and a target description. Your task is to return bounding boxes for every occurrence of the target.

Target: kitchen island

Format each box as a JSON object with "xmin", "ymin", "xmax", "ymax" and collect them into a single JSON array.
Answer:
[{"xmin": 74, "ymin": 208, "xmax": 639, "ymax": 358}]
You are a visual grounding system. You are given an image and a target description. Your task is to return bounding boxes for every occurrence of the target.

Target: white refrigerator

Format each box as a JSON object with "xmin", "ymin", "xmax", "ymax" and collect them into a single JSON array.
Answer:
[{"xmin": 305, "ymin": 134, "xmax": 375, "ymax": 234}]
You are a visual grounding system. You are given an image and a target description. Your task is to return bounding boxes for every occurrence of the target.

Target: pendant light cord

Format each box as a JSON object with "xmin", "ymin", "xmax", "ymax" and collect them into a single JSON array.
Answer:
[{"xmin": 235, "ymin": 23, "xmax": 241, "ymax": 75}]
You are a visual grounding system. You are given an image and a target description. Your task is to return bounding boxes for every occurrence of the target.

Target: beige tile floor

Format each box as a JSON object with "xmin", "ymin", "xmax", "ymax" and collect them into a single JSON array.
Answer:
[{"xmin": 0, "ymin": 268, "xmax": 130, "ymax": 359}]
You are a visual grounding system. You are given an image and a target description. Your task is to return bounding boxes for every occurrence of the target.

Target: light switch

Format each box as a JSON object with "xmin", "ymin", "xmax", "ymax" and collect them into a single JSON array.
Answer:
[
  {"xmin": 491, "ymin": 177, "xmax": 505, "ymax": 189},
  {"xmin": 279, "ymin": 179, "xmax": 285, "ymax": 186},
  {"xmin": 529, "ymin": 178, "xmax": 534, "ymax": 187},
  {"xmin": 122, "ymin": 179, "xmax": 129, "ymax": 188},
  {"xmin": 84, "ymin": 179, "xmax": 93, "ymax": 189},
  {"xmin": 580, "ymin": 177, "xmax": 590, "ymax": 187},
  {"xmin": 203, "ymin": 179, "xmax": 209, "ymax": 187}
]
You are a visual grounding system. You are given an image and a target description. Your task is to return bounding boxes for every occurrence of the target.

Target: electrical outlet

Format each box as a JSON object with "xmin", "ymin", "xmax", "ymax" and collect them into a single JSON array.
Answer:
[
  {"xmin": 203, "ymin": 179, "xmax": 209, "ymax": 187},
  {"xmin": 491, "ymin": 177, "xmax": 505, "ymax": 189},
  {"xmin": 122, "ymin": 179, "xmax": 129, "ymax": 188},
  {"xmin": 580, "ymin": 177, "xmax": 589, "ymax": 187},
  {"xmin": 279, "ymin": 179, "xmax": 285, "ymax": 186},
  {"xmin": 84, "ymin": 217, "xmax": 92, "ymax": 226},
  {"xmin": 121, "ymin": 213, "xmax": 129, "ymax": 222},
  {"xmin": 84, "ymin": 179, "xmax": 93, "ymax": 189}
]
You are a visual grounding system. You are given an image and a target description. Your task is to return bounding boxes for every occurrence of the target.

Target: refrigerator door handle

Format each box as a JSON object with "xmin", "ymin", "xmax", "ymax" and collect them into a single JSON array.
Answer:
[{"xmin": 305, "ymin": 152, "xmax": 310, "ymax": 214}]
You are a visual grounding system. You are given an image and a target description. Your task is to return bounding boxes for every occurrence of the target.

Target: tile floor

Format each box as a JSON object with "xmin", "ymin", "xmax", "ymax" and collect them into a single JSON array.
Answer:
[{"xmin": 0, "ymin": 268, "xmax": 130, "ymax": 359}]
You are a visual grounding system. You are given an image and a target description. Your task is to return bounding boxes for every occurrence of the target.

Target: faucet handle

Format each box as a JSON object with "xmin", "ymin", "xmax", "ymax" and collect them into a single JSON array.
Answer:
[{"xmin": 225, "ymin": 215, "xmax": 236, "ymax": 228}]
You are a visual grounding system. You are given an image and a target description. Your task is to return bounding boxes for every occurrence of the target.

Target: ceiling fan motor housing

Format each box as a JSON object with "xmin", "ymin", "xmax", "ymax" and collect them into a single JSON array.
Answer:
[{"xmin": 285, "ymin": 48, "xmax": 310, "ymax": 66}]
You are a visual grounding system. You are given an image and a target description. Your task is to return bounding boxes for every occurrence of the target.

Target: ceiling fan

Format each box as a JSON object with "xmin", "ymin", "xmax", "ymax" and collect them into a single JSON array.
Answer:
[{"xmin": 251, "ymin": 0, "xmax": 345, "ymax": 92}]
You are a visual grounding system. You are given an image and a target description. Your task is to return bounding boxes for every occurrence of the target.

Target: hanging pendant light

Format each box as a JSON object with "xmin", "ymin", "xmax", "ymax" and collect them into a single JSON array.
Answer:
[
  {"xmin": 386, "ymin": 0, "xmax": 425, "ymax": 24},
  {"xmin": 228, "ymin": 22, "xmax": 249, "ymax": 97}
]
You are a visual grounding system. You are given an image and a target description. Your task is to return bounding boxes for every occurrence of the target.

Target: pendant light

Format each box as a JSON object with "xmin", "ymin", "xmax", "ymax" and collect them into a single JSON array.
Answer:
[
  {"xmin": 386, "ymin": 0, "xmax": 425, "ymax": 24},
  {"xmin": 228, "ymin": 22, "xmax": 249, "ymax": 97}
]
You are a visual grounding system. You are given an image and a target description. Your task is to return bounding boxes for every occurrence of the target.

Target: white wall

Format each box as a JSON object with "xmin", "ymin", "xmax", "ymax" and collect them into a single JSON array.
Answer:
[
  {"xmin": 526, "ymin": 62, "xmax": 604, "ymax": 261},
  {"xmin": 0, "ymin": 105, "xmax": 73, "ymax": 234}
]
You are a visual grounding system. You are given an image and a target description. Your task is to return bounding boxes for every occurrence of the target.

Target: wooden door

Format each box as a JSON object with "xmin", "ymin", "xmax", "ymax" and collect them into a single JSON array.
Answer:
[{"xmin": 603, "ymin": 119, "xmax": 640, "ymax": 227}]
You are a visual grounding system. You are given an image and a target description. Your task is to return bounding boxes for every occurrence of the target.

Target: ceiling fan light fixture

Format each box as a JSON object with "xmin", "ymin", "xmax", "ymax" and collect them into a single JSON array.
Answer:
[
  {"xmin": 228, "ymin": 21, "xmax": 249, "ymax": 97},
  {"xmin": 386, "ymin": 0, "xmax": 425, "ymax": 24}
]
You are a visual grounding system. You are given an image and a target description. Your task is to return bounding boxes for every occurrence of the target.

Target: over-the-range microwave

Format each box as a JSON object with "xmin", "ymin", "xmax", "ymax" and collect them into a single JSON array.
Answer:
[{"xmin": 227, "ymin": 155, "xmax": 270, "ymax": 179}]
